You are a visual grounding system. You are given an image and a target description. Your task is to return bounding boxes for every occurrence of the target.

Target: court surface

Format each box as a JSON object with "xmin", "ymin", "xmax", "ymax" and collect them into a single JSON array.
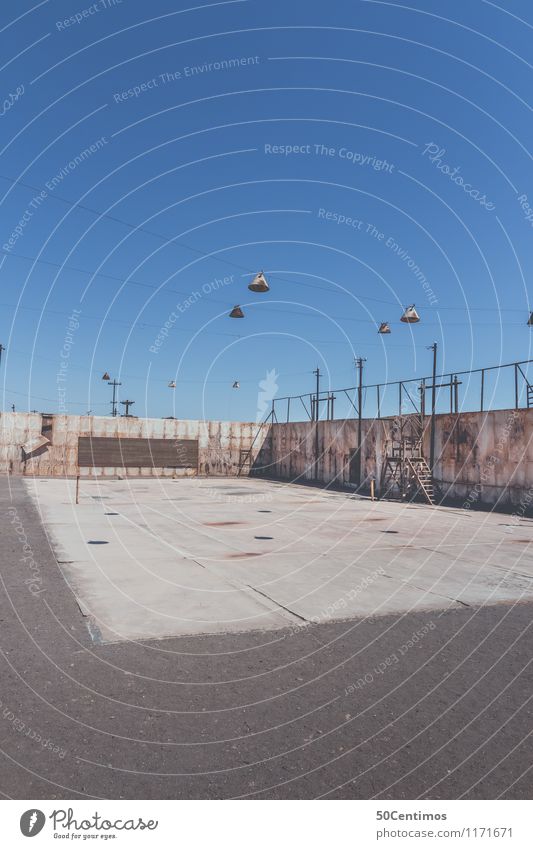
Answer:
[{"xmin": 25, "ymin": 477, "xmax": 533, "ymax": 644}]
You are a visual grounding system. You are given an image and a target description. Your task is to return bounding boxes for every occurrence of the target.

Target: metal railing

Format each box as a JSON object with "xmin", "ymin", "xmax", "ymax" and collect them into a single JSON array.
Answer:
[{"xmin": 271, "ymin": 358, "xmax": 533, "ymax": 423}]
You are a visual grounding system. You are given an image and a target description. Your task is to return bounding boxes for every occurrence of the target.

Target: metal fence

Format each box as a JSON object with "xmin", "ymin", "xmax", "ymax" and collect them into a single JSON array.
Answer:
[{"xmin": 271, "ymin": 358, "xmax": 533, "ymax": 423}]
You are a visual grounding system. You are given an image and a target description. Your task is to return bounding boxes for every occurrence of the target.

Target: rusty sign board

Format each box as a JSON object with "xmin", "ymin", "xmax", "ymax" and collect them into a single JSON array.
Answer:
[{"xmin": 78, "ymin": 437, "xmax": 198, "ymax": 469}]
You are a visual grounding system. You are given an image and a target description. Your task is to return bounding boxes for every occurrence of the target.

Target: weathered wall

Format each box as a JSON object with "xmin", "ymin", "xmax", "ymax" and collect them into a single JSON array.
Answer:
[
  {"xmin": 0, "ymin": 413, "xmax": 269, "ymax": 478},
  {"xmin": 3, "ymin": 409, "xmax": 532, "ymax": 508},
  {"xmin": 266, "ymin": 409, "xmax": 533, "ymax": 508}
]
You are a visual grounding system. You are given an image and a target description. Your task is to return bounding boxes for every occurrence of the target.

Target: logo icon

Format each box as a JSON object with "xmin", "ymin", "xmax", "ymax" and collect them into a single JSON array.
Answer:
[{"xmin": 20, "ymin": 810, "xmax": 45, "ymax": 837}]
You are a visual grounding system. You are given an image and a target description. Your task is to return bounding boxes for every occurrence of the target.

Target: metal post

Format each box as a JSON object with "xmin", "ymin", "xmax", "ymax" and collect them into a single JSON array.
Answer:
[
  {"xmin": 355, "ymin": 357, "xmax": 366, "ymax": 486},
  {"xmin": 515, "ymin": 363, "xmax": 519, "ymax": 409},
  {"xmin": 108, "ymin": 379, "xmax": 122, "ymax": 417},
  {"xmin": 429, "ymin": 342, "xmax": 437, "ymax": 472},
  {"xmin": 377, "ymin": 384, "xmax": 381, "ymax": 419},
  {"xmin": 449, "ymin": 374, "xmax": 453, "ymax": 413},
  {"xmin": 0, "ymin": 344, "xmax": 5, "ymax": 366},
  {"xmin": 313, "ymin": 367, "xmax": 320, "ymax": 479},
  {"xmin": 480, "ymin": 369, "xmax": 484, "ymax": 412},
  {"xmin": 76, "ymin": 474, "xmax": 80, "ymax": 505},
  {"xmin": 454, "ymin": 375, "xmax": 459, "ymax": 414},
  {"xmin": 287, "ymin": 397, "xmax": 290, "ymax": 423},
  {"xmin": 399, "ymin": 382, "xmax": 402, "ymax": 416}
]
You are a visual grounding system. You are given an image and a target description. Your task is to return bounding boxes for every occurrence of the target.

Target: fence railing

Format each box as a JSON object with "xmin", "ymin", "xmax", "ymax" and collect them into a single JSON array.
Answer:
[{"xmin": 271, "ymin": 358, "xmax": 533, "ymax": 423}]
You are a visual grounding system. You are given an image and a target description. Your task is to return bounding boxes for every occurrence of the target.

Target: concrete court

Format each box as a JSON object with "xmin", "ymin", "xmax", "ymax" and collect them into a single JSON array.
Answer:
[
  {"xmin": 2, "ymin": 476, "xmax": 532, "ymax": 799},
  {"xmin": 25, "ymin": 476, "xmax": 533, "ymax": 644}
]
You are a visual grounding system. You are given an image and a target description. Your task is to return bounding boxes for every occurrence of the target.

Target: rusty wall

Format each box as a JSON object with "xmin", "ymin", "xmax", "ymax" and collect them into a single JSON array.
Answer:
[
  {"xmin": 266, "ymin": 409, "xmax": 533, "ymax": 508},
  {"xmin": 0, "ymin": 413, "xmax": 268, "ymax": 478}
]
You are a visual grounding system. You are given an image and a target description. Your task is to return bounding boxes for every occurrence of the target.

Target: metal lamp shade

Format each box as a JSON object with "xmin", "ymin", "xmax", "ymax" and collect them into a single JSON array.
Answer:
[
  {"xmin": 229, "ymin": 305, "xmax": 245, "ymax": 318},
  {"xmin": 248, "ymin": 271, "xmax": 270, "ymax": 293},
  {"xmin": 102, "ymin": 372, "xmax": 110, "ymax": 381},
  {"xmin": 168, "ymin": 380, "xmax": 176, "ymax": 388},
  {"xmin": 400, "ymin": 305, "xmax": 420, "ymax": 323},
  {"xmin": 528, "ymin": 312, "xmax": 533, "ymax": 326},
  {"xmin": 232, "ymin": 381, "xmax": 240, "ymax": 389},
  {"xmin": 378, "ymin": 322, "xmax": 391, "ymax": 334}
]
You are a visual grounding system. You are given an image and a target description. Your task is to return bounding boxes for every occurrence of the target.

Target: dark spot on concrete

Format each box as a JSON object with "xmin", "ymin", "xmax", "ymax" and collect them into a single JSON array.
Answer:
[
  {"xmin": 254, "ymin": 536, "xmax": 273, "ymax": 540},
  {"xmin": 382, "ymin": 530, "xmax": 399, "ymax": 534},
  {"xmin": 87, "ymin": 540, "xmax": 109, "ymax": 545},
  {"xmin": 258, "ymin": 510, "xmax": 272, "ymax": 513},
  {"xmin": 105, "ymin": 512, "xmax": 119, "ymax": 516}
]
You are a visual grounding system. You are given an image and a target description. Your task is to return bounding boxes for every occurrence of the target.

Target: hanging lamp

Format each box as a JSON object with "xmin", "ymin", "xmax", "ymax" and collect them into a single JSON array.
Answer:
[
  {"xmin": 229, "ymin": 305, "xmax": 244, "ymax": 318},
  {"xmin": 378, "ymin": 322, "xmax": 391, "ymax": 334},
  {"xmin": 232, "ymin": 381, "xmax": 240, "ymax": 389},
  {"xmin": 248, "ymin": 271, "xmax": 270, "ymax": 293},
  {"xmin": 527, "ymin": 312, "xmax": 533, "ymax": 326},
  {"xmin": 168, "ymin": 380, "xmax": 176, "ymax": 388},
  {"xmin": 400, "ymin": 304, "xmax": 420, "ymax": 323}
]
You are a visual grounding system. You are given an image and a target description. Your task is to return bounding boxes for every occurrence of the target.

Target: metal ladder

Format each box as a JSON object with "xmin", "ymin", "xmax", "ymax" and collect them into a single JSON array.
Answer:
[{"xmin": 406, "ymin": 457, "xmax": 436, "ymax": 505}]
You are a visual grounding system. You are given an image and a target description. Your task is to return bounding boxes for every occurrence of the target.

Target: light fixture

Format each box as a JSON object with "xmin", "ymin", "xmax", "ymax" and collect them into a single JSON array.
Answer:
[
  {"xmin": 168, "ymin": 380, "xmax": 176, "ymax": 388},
  {"xmin": 229, "ymin": 305, "xmax": 244, "ymax": 318},
  {"xmin": 400, "ymin": 304, "xmax": 420, "ymax": 323},
  {"xmin": 528, "ymin": 312, "xmax": 533, "ymax": 326},
  {"xmin": 232, "ymin": 381, "xmax": 240, "ymax": 389},
  {"xmin": 378, "ymin": 322, "xmax": 391, "ymax": 334},
  {"xmin": 102, "ymin": 372, "xmax": 110, "ymax": 381},
  {"xmin": 248, "ymin": 271, "xmax": 270, "ymax": 293}
]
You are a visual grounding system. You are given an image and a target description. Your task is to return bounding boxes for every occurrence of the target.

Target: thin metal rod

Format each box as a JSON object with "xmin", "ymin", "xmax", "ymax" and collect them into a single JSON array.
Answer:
[
  {"xmin": 429, "ymin": 343, "xmax": 437, "ymax": 472},
  {"xmin": 480, "ymin": 370, "xmax": 484, "ymax": 412}
]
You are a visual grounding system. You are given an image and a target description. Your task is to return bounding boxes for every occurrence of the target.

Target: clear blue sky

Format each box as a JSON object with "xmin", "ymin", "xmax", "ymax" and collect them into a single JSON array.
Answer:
[{"xmin": 1, "ymin": 0, "xmax": 532, "ymax": 420}]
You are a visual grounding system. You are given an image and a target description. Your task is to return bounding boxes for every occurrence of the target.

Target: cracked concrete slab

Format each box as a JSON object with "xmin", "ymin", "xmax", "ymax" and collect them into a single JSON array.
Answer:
[{"xmin": 24, "ymin": 477, "xmax": 533, "ymax": 643}]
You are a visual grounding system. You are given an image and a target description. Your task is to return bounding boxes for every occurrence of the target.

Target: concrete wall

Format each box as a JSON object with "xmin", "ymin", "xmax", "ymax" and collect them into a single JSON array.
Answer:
[
  {"xmin": 266, "ymin": 409, "xmax": 533, "ymax": 509},
  {"xmin": 3, "ymin": 408, "xmax": 532, "ymax": 508},
  {"xmin": 0, "ymin": 413, "xmax": 269, "ymax": 478}
]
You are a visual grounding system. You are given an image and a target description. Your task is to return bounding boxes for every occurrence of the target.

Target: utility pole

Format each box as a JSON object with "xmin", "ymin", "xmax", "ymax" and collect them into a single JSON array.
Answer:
[
  {"xmin": 313, "ymin": 366, "xmax": 320, "ymax": 479},
  {"xmin": 120, "ymin": 399, "xmax": 135, "ymax": 417},
  {"xmin": 108, "ymin": 379, "xmax": 122, "ymax": 417},
  {"xmin": 355, "ymin": 357, "xmax": 366, "ymax": 486},
  {"xmin": 428, "ymin": 342, "xmax": 438, "ymax": 472}
]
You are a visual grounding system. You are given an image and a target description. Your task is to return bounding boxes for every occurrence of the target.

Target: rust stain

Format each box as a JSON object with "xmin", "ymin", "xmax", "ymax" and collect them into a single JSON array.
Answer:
[
  {"xmin": 226, "ymin": 552, "xmax": 262, "ymax": 559},
  {"xmin": 204, "ymin": 521, "xmax": 245, "ymax": 527}
]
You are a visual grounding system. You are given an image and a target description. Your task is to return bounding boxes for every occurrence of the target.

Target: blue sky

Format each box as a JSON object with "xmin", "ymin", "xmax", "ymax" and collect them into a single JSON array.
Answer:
[{"xmin": 1, "ymin": 0, "xmax": 532, "ymax": 420}]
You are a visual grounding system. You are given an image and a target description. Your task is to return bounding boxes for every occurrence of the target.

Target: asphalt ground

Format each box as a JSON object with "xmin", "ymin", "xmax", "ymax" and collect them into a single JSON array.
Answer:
[{"xmin": 0, "ymin": 476, "xmax": 531, "ymax": 799}]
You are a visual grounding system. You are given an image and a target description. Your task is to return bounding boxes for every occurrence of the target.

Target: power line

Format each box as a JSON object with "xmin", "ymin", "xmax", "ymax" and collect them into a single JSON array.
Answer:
[{"xmin": 0, "ymin": 173, "xmax": 527, "ymax": 314}]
